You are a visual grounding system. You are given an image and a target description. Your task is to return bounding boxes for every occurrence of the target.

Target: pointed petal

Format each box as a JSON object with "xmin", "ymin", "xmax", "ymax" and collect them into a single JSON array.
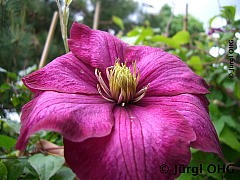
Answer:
[
  {"xmin": 68, "ymin": 22, "xmax": 128, "ymax": 73},
  {"xmin": 23, "ymin": 52, "xmax": 98, "ymax": 94},
  {"xmin": 139, "ymin": 94, "xmax": 223, "ymax": 158},
  {"xmin": 16, "ymin": 91, "xmax": 114, "ymax": 150},
  {"xmin": 64, "ymin": 105, "xmax": 196, "ymax": 180},
  {"xmin": 124, "ymin": 46, "xmax": 209, "ymax": 96}
]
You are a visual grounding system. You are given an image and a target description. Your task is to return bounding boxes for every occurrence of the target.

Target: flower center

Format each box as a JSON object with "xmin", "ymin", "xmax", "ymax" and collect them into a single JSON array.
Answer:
[{"xmin": 95, "ymin": 59, "xmax": 149, "ymax": 106}]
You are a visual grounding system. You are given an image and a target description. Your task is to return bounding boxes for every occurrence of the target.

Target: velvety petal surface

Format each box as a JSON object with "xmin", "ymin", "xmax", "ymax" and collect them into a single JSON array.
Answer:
[
  {"xmin": 124, "ymin": 46, "xmax": 209, "ymax": 96},
  {"xmin": 23, "ymin": 52, "xmax": 98, "ymax": 94},
  {"xmin": 138, "ymin": 94, "xmax": 223, "ymax": 158},
  {"xmin": 68, "ymin": 22, "xmax": 128, "ymax": 73},
  {"xmin": 16, "ymin": 91, "xmax": 114, "ymax": 151},
  {"xmin": 64, "ymin": 105, "xmax": 196, "ymax": 180}
]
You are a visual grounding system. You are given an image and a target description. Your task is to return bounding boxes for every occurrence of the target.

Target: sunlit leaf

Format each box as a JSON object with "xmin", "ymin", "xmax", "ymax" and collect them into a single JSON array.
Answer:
[
  {"xmin": 151, "ymin": 35, "xmax": 179, "ymax": 48},
  {"xmin": 112, "ymin": 16, "xmax": 124, "ymax": 30},
  {"xmin": 172, "ymin": 30, "xmax": 190, "ymax": 45},
  {"xmin": 127, "ymin": 28, "xmax": 140, "ymax": 37},
  {"xmin": 134, "ymin": 27, "xmax": 153, "ymax": 44},
  {"xmin": 188, "ymin": 56, "xmax": 203, "ymax": 72}
]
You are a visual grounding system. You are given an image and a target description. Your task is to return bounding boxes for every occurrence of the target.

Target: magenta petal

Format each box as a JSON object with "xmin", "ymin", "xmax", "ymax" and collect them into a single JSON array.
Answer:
[
  {"xmin": 64, "ymin": 105, "xmax": 196, "ymax": 180},
  {"xmin": 139, "ymin": 94, "xmax": 223, "ymax": 158},
  {"xmin": 124, "ymin": 46, "xmax": 209, "ymax": 96},
  {"xmin": 23, "ymin": 52, "xmax": 98, "ymax": 94},
  {"xmin": 68, "ymin": 22, "xmax": 128, "ymax": 72},
  {"xmin": 15, "ymin": 91, "xmax": 114, "ymax": 150}
]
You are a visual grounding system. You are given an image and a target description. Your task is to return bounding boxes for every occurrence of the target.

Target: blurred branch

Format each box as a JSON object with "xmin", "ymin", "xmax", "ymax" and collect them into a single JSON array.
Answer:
[
  {"xmin": 39, "ymin": 11, "xmax": 58, "ymax": 69},
  {"xmin": 183, "ymin": 3, "xmax": 188, "ymax": 31},
  {"xmin": 164, "ymin": 9, "xmax": 173, "ymax": 37},
  {"xmin": 93, "ymin": 0, "xmax": 101, "ymax": 30}
]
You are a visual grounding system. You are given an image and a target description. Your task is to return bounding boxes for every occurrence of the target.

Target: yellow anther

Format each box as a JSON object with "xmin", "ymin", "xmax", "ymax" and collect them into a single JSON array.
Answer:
[{"xmin": 95, "ymin": 58, "xmax": 149, "ymax": 105}]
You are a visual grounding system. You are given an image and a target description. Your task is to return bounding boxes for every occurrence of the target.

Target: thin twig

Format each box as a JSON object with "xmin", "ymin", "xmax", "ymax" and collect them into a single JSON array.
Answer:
[
  {"xmin": 39, "ymin": 11, "xmax": 58, "ymax": 69},
  {"xmin": 230, "ymin": 166, "xmax": 240, "ymax": 171}
]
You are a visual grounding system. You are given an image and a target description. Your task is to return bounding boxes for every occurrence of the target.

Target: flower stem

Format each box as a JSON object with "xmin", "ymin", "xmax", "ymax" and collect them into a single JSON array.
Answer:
[{"xmin": 56, "ymin": 0, "xmax": 71, "ymax": 53}]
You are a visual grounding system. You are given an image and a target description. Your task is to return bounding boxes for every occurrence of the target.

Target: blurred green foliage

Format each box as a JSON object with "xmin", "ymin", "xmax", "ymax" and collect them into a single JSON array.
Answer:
[
  {"xmin": 0, "ymin": 0, "xmax": 240, "ymax": 179},
  {"xmin": 141, "ymin": 4, "xmax": 204, "ymax": 36}
]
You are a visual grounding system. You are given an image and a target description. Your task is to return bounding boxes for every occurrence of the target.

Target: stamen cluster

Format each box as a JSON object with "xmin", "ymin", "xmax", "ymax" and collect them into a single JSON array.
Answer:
[{"xmin": 95, "ymin": 59, "xmax": 149, "ymax": 106}]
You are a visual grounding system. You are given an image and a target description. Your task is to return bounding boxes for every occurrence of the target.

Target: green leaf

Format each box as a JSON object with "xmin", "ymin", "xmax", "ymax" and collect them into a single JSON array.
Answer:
[
  {"xmin": 209, "ymin": 15, "xmax": 219, "ymax": 29},
  {"xmin": 127, "ymin": 28, "xmax": 139, "ymax": 37},
  {"xmin": 188, "ymin": 56, "xmax": 203, "ymax": 72},
  {"xmin": 220, "ymin": 126, "xmax": 240, "ymax": 152},
  {"xmin": 213, "ymin": 117, "xmax": 225, "ymax": 135},
  {"xmin": 151, "ymin": 35, "xmax": 179, "ymax": 48},
  {"xmin": 197, "ymin": 42, "xmax": 205, "ymax": 51},
  {"xmin": 220, "ymin": 6, "xmax": 235, "ymax": 23},
  {"xmin": 0, "ymin": 135, "xmax": 17, "ymax": 151},
  {"xmin": 50, "ymin": 167, "xmax": 75, "ymax": 180},
  {"xmin": 175, "ymin": 173, "xmax": 192, "ymax": 180},
  {"xmin": 219, "ymin": 115, "xmax": 240, "ymax": 133},
  {"xmin": 0, "ymin": 161, "xmax": 8, "ymax": 180},
  {"xmin": 28, "ymin": 154, "xmax": 65, "ymax": 180},
  {"xmin": 220, "ymin": 32, "xmax": 234, "ymax": 43},
  {"xmin": 112, "ymin": 16, "xmax": 124, "ymax": 30},
  {"xmin": 223, "ymin": 80, "xmax": 235, "ymax": 91},
  {"xmin": 11, "ymin": 95, "xmax": 20, "ymax": 107},
  {"xmin": 135, "ymin": 27, "xmax": 153, "ymax": 45},
  {"xmin": 4, "ymin": 159, "xmax": 27, "ymax": 180},
  {"xmin": 216, "ymin": 73, "xmax": 228, "ymax": 84},
  {"xmin": 6, "ymin": 72, "xmax": 17, "ymax": 80},
  {"xmin": 172, "ymin": 30, "xmax": 190, "ymax": 45},
  {"xmin": 0, "ymin": 83, "xmax": 11, "ymax": 93},
  {"xmin": 233, "ymin": 82, "xmax": 240, "ymax": 99},
  {"xmin": 0, "ymin": 67, "xmax": 17, "ymax": 80}
]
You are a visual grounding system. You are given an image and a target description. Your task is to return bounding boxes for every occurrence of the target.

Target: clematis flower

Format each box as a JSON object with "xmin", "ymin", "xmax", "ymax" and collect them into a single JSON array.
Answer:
[{"xmin": 16, "ymin": 22, "xmax": 223, "ymax": 180}]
